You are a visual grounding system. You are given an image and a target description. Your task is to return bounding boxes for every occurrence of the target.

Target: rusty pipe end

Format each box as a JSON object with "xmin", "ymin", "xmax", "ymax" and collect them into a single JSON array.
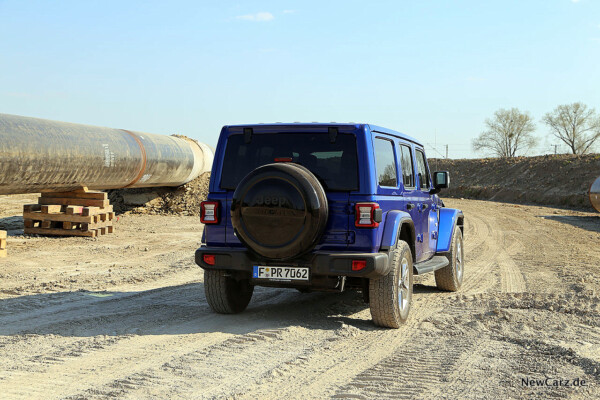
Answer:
[{"xmin": 181, "ymin": 139, "xmax": 214, "ymax": 185}]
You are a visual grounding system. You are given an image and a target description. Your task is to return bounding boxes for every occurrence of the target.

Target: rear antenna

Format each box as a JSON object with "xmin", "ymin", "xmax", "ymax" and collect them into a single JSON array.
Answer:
[
  {"xmin": 244, "ymin": 127, "xmax": 253, "ymax": 144},
  {"xmin": 328, "ymin": 127, "xmax": 338, "ymax": 143}
]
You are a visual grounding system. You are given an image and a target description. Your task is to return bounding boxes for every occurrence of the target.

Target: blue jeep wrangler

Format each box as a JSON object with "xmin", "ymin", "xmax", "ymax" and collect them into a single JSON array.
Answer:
[{"xmin": 195, "ymin": 123, "xmax": 464, "ymax": 328}]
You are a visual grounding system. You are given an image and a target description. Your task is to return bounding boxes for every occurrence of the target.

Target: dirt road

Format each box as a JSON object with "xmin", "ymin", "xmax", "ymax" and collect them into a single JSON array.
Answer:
[{"xmin": 0, "ymin": 197, "xmax": 599, "ymax": 399}]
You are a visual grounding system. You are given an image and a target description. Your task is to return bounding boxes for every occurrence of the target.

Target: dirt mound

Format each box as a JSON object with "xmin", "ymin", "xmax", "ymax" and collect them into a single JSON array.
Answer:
[
  {"xmin": 431, "ymin": 154, "xmax": 600, "ymax": 210},
  {"xmin": 107, "ymin": 172, "xmax": 210, "ymax": 215}
]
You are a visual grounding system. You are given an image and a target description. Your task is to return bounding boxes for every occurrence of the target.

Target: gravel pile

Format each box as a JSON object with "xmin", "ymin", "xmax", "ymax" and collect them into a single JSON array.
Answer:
[{"xmin": 108, "ymin": 172, "xmax": 211, "ymax": 216}]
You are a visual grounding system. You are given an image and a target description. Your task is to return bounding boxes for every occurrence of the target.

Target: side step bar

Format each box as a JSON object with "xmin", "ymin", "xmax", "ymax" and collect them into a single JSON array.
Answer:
[{"xmin": 414, "ymin": 256, "xmax": 449, "ymax": 275}]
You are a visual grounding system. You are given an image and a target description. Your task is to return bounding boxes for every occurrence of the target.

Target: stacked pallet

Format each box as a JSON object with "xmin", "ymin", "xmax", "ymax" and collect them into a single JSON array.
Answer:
[
  {"xmin": 23, "ymin": 188, "xmax": 115, "ymax": 237},
  {"xmin": 0, "ymin": 230, "xmax": 6, "ymax": 257}
]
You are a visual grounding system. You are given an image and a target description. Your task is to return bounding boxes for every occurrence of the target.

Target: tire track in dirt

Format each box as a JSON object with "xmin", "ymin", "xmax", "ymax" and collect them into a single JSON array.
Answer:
[
  {"xmin": 497, "ymin": 249, "xmax": 526, "ymax": 293},
  {"xmin": 331, "ymin": 334, "xmax": 479, "ymax": 400},
  {"xmin": 0, "ymin": 280, "xmax": 285, "ymax": 394},
  {"xmin": 460, "ymin": 205, "xmax": 527, "ymax": 294},
  {"xmin": 68, "ymin": 290, "xmax": 371, "ymax": 399},
  {"xmin": 492, "ymin": 212, "xmax": 529, "ymax": 294},
  {"xmin": 74, "ymin": 326, "xmax": 331, "ymax": 399},
  {"xmin": 0, "ymin": 288, "xmax": 365, "ymax": 399},
  {"xmin": 0, "ymin": 280, "xmax": 204, "ymax": 336},
  {"xmin": 232, "ymin": 296, "xmax": 443, "ymax": 400},
  {"xmin": 66, "ymin": 291, "xmax": 373, "ymax": 399},
  {"xmin": 1, "ymin": 331, "xmax": 233, "ymax": 399},
  {"xmin": 460, "ymin": 212, "xmax": 502, "ymax": 294},
  {"xmin": 462, "ymin": 211, "xmax": 490, "ymax": 254}
]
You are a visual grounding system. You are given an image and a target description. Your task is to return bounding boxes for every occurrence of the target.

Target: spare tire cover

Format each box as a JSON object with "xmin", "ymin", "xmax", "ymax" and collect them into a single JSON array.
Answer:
[{"xmin": 231, "ymin": 163, "xmax": 328, "ymax": 260}]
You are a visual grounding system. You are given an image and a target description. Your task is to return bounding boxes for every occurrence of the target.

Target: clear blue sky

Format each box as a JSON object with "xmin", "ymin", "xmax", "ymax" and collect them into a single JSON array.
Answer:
[{"xmin": 1, "ymin": 0, "xmax": 599, "ymax": 158}]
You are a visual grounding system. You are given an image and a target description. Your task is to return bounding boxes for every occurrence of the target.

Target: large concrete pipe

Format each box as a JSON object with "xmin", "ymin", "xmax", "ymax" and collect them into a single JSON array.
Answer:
[
  {"xmin": 0, "ymin": 113, "xmax": 213, "ymax": 195},
  {"xmin": 591, "ymin": 176, "xmax": 600, "ymax": 213}
]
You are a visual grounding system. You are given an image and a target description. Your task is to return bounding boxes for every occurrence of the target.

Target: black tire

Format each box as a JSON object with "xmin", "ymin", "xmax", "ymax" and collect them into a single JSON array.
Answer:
[
  {"xmin": 231, "ymin": 163, "xmax": 328, "ymax": 261},
  {"xmin": 369, "ymin": 240, "xmax": 413, "ymax": 328},
  {"xmin": 204, "ymin": 270, "xmax": 254, "ymax": 314},
  {"xmin": 435, "ymin": 227, "xmax": 464, "ymax": 291}
]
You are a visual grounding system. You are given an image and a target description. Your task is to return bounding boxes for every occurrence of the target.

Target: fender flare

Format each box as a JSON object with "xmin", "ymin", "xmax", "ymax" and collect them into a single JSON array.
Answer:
[
  {"xmin": 380, "ymin": 210, "xmax": 415, "ymax": 255},
  {"xmin": 436, "ymin": 208, "xmax": 464, "ymax": 253}
]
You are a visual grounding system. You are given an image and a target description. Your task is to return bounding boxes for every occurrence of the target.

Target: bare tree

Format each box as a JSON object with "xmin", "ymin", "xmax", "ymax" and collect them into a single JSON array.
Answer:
[
  {"xmin": 542, "ymin": 102, "xmax": 600, "ymax": 155},
  {"xmin": 472, "ymin": 108, "xmax": 538, "ymax": 157}
]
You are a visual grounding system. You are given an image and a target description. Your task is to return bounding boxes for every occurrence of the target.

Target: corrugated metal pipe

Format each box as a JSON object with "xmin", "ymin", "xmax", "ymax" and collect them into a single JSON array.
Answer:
[{"xmin": 0, "ymin": 113, "xmax": 213, "ymax": 195}]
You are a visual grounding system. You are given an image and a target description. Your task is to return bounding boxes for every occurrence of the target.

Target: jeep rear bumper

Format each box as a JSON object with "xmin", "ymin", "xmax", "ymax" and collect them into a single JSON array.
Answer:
[{"xmin": 195, "ymin": 246, "xmax": 390, "ymax": 279}]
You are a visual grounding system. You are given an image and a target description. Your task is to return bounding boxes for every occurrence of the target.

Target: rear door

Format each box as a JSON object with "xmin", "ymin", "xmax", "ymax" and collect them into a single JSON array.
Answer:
[
  {"xmin": 318, "ymin": 192, "xmax": 352, "ymax": 250},
  {"xmin": 310, "ymin": 146, "xmax": 356, "ymax": 250},
  {"xmin": 414, "ymin": 148, "xmax": 436, "ymax": 261},
  {"xmin": 398, "ymin": 142, "xmax": 423, "ymax": 258},
  {"xmin": 371, "ymin": 136, "xmax": 402, "ymax": 250},
  {"xmin": 219, "ymin": 130, "xmax": 358, "ymax": 250}
]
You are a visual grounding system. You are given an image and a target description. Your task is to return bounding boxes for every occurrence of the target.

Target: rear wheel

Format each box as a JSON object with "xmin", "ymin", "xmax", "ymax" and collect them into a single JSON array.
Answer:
[
  {"xmin": 369, "ymin": 240, "xmax": 413, "ymax": 328},
  {"xmin": 204, "ymin": 270, "xmax": 254, "ymax": 314},
  {"xmin": 435, "ymin": 227, "xmax": 464, "ymax": 291}
]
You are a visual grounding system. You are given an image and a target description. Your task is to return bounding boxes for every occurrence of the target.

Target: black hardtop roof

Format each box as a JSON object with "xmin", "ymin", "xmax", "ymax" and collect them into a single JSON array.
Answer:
[{"xmin": 223, "ymin": 123, "xmax": 423, "ymax": 147}]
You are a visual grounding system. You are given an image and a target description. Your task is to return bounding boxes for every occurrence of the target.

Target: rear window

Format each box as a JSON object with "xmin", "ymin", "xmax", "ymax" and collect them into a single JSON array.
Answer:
[
  {"xmin": 220, "ymin": 132, "xmax": 359, "ymax": 191},
  {"xmin": 373, "ymin": 137, "xmax": 397, "ymax": 187},
  {"xmin": 399, "ymin": 144, "xmax": 415, "ymax": 188},
  {"xmin": 415, "ymin": 149, "xmax": 430, "ymax": 190}
]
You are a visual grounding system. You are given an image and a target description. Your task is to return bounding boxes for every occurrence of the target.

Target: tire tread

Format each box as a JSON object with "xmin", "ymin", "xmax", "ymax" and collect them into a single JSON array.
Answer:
[
  {"xmin": 204, "ymin": 270, "xmax": 253, "ymax": 314},
  {"xmin": 435, "ymin": 228, "xmax": 463, "ymax": 292},
  {"xmin": 369, "ymin": 241, "xmax": 412, "ymax": 328}
]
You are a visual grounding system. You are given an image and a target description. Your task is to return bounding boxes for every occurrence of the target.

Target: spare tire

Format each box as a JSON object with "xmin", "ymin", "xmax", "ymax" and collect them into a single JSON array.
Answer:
[{"xmin": 231, "ymin": 163, "xmax": 328, "ymax": 260}]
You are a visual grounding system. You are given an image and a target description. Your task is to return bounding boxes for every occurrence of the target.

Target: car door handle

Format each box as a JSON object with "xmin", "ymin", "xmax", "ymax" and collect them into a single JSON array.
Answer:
[{"xmin": 406, "ymin": 203, "xmax": 415, "ymax": 211}]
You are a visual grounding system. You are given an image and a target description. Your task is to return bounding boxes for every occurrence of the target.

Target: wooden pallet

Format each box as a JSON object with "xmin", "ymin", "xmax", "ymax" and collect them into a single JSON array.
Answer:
[
  {"xmin": 24, "ymin": 188, "xmax": 115, "ymax": 238},
  {"xmin": 0, "ymin": 230, "xmax": 6, "ymax": 257}
]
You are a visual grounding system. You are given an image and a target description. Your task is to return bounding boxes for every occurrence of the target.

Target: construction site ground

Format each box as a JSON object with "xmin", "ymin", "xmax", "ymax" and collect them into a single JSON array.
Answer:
[{"xmin": 0, "ymin": 194, "xmax": 599, "ymax": 399}]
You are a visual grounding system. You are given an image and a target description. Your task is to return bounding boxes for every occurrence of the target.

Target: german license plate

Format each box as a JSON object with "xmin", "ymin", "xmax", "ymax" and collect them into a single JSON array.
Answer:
[{"xmin": 252, "ymin": 266, "xmax": 309, "ymax": 281}]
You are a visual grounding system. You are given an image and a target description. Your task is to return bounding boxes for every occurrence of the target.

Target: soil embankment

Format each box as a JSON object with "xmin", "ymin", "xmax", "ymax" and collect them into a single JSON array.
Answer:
[
  {"xmin": 431, "ymin": 154, "xmax": 600, "ymax": 211},
  {"xmin": 108, "ymin": 154, "xmax": 600, "ymax": 216}
]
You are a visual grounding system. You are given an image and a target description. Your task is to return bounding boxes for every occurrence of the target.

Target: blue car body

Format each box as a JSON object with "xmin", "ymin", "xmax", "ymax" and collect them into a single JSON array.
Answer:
[{"xmin": 199, "ymin": 123, "xmax": 463, "ymax": 273}]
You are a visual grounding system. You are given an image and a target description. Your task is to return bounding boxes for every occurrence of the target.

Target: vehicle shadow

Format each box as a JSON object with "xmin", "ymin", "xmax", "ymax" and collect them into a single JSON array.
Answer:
[
  {"xmin": 540, "ymin": 215, "xmax": 600, "ymax": 233},
  {"xmin": 0, "ymin": 283, "xmax": 370, "ymax": 337},
  {"xmin": 0, "ymin": 282, "xmax": 445, "ymax": 338},
  {"xmin": 0, "ymin": 215, "xmax": 24, "ymax": 234},
  {"xmin": 323, "ymin": 283, "xmax": 444, "ymax": 329}
]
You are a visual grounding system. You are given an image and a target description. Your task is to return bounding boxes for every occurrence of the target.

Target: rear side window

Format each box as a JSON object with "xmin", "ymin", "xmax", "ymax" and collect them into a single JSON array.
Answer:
[
  {"xmin": 399, "ymin": 144, "xmax": 415, "ymax": 188},
  {"xmin": 415, "ymin": 149, "xmax": 430, "ymax": 190},
  {"xmin": 373, "ymin": 138, "xmax": 397, "ymax": 187},
  {"xmin": 220, "ymin": 132, "xmax": 359, "ymax": 191}
]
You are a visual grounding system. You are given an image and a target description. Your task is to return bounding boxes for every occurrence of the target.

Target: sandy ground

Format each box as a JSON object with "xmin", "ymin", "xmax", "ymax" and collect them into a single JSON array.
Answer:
[{"xmin": 0, "ymin": 195, "xmax": 599, "ymax": 399}]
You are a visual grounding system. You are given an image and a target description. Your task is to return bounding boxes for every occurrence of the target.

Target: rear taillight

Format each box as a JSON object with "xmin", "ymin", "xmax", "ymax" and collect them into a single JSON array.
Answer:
[
  {"xmin": 200, "ymin": 201, "xmax": 220, "ymax": 224},
  {"xmin": 203, "ymin": 254, "xmax": 216, "ymax": 265},
  {"xmin": 355, "ymin": 202, "xmax": 382, "ymax": 228},
  {"xmin": 352, "ymin": 260, "xmax": 366, "ymax": 271}
]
